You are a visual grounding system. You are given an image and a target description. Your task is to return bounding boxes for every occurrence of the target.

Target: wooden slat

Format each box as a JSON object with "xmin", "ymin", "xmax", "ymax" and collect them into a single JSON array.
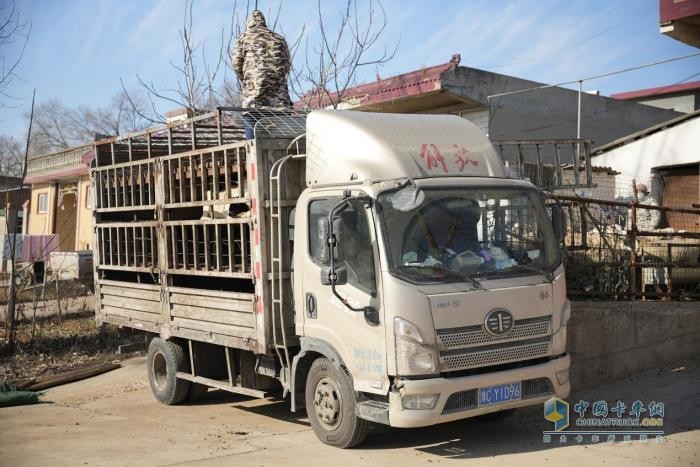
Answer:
[
  {"xmin": 169, "ymin": 293, "xmax": 254, "ymax": 313},
  {"xmin": 170, "ymin": 304, "xmax": 255, "ymax": 328},
  {"xmin": 171, "ymin": 317, "xmax": 255, "ymax": 338},
  {"xmin": 167, "ymin": 285, "xmax": 253, "ymax": 301},
  {"xmin": 102, "ymin": 306, "xmax": 161, "ymax": 323},
  {"xmin": 100, "ymin": 279, "xmax": 161, "ymax": 291},
  {"xmin": 102, "ymin": 296, "xmax": 160, "ymax": 314},
  {"xmin": 101, "ymin": 285, "xmax": 160, "ymax": 301}
]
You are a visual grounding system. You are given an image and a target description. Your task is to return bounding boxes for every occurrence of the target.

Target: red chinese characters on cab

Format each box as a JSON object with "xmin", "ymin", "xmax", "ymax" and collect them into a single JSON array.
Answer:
[{"xmin": 419, "ymin": 143, "xmax": 479, "ymax": 173}]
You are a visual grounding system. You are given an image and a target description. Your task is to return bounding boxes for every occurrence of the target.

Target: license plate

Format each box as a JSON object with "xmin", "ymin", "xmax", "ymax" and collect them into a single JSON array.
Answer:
[{"xmin": 478, "ymin": 382, "xmax": 522, "ymax": 406}]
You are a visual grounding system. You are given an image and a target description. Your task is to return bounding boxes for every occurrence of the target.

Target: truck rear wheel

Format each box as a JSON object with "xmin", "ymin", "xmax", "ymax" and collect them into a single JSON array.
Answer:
[
  {"xmin": 305, "ymin": 357, "xmax": 369, "ymax": 448},
  {"xmin": 147, "ymin": 337, "xmax": 190, "ymax": 405}
]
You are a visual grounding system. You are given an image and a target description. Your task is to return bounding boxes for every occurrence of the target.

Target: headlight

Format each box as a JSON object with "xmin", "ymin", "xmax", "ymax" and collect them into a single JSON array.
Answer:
[{"xmin": 394, "ymin": 317, "xmax": 440, "ymax": 375}]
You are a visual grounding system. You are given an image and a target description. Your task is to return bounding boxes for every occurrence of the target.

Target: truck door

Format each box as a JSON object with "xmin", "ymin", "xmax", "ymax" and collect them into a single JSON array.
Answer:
[{"xmin": 300, "ymin": 194, "xmax": 388, "ymax": 394}]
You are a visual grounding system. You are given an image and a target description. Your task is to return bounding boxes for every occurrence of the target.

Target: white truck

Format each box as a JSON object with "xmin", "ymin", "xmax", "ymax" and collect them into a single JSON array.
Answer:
[{"xmin": 92, "ymin": 108, "xmax": 571, "ymax": 448}]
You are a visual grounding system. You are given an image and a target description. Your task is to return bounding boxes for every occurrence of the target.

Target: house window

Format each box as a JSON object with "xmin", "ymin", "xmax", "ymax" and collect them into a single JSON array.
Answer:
[{"xmin": 37, "ymin": 193, "xmax": 48, "ymax": 214}]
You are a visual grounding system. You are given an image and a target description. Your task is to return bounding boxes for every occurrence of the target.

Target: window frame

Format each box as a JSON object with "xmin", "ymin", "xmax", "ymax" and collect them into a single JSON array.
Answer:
[
  {"xmin": 307, "ymin": 195, "xmax": 378, "ymax": 296},
  {"xmin": 37, "ymin": 193, "xmax": 48, "ymax": 214}
]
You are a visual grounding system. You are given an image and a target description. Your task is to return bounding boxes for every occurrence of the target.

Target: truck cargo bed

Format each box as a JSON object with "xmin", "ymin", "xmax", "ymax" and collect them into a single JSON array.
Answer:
[{"xmin": 91, "ymin": 108, "xmax": 305, "ymax": 355}]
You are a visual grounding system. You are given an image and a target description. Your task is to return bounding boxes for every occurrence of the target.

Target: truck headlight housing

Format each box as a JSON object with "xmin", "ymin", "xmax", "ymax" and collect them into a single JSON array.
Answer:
[
  {"xmin": 402, "ymin": 394, "xmax": 440, "ymax": 410},
  {"xmin": 552, "ymin": 300, "xmax": 570, "ymax": 356},
  {"xmin": 552, "ymin": 326, "xmax": 567, "ymax": 355},
  {"xmin": 394, "ymin": 317, "xmax": 440, "ymax": 376}
]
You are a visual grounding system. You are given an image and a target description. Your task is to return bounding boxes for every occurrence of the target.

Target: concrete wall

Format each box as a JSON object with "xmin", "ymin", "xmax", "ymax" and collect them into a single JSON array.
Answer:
[
  {"xmin": 441, "ymin": 67, "xmax": 682, "ymax": 159},
  {"xmin": 633, "ymin": 92, "xmax": 700, "ymax": 113},
  {"xmin": 567, "ymin": 301, "xmax": 700, "ymax": 389},
  {"xmin": 592, "ymin": 115, "xmax": 700, "ymax": 177}
]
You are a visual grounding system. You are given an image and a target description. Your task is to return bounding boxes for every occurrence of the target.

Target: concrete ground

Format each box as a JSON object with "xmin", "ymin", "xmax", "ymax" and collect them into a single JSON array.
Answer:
[{"xmin": 0, "ymin": 356, "xmax": 698, "ymax": 466}]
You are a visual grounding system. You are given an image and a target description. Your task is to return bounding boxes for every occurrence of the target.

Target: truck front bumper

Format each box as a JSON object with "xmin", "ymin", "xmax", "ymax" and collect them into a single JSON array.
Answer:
[{"xmin": 388, "ymin": 354, "xmax": 570, "ymax": 428}]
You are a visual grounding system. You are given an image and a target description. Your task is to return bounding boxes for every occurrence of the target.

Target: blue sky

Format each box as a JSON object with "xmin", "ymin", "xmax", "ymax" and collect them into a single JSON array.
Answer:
[{"xmin": 2, "ymin": 0, "xmax": 699, "ymax": 141}]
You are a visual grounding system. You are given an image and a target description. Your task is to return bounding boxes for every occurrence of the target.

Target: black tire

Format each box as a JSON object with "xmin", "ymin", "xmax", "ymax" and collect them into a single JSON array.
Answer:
[
  {"xmin": 186, "ymin": 383, "xmax": 210, "ymax": 402},
  {"xmin": 146, "ymin": 337, "xmax": 190, "ymax": 405},
  {"xmin": 305, "ymin": 357, "xmax": 369, "ymax": 448}
]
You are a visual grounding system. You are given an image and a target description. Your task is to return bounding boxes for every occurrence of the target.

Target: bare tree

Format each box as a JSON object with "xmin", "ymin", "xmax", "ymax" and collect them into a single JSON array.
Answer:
[
  {"xmin": 291, "ymin": 0, "xmax": 398, "ymax": 109},
  {"xmin": 4, "ymin": 89, "xmax": 34, "ymax": 351},
  {"xmin": 0, "ymin": 135, "xmax": 23, "ymax": 177},
  {"xmin": 0, "ymin": 0, "xmax": 31, "ymax": 106},
  {"xmin": 29, "ymin": 91, "xmax": 152, "ymax": 155},
  {"xmin": 121, "ymin": 0, "xmax": 242, "ymax": 123}
]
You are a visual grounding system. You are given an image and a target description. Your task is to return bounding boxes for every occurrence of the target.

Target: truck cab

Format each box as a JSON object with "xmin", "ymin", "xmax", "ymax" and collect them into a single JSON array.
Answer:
[{"xmin": 290, "ymin": 110, "xmax": 571, "ymax": 446}]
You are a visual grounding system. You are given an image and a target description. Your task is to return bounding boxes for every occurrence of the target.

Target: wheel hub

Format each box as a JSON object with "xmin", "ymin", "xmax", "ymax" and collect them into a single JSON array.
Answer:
[
  {"xmin": 152, "ymin": 351, "xmax": 168, "ymax": 392},
  {"xmin": 313, "ymin": 376, "xmax": 342, "ymax": 429}
]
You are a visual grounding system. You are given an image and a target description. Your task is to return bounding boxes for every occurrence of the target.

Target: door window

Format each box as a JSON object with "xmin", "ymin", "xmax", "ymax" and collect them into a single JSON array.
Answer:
[{"xmin": 308, "ymin": 198, "xmax": 376, "ymax": 294}]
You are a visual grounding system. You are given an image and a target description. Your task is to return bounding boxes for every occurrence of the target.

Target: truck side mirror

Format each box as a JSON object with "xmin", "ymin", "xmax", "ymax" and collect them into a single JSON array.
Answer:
[
  {"xmin": 321, "ymin": 265, "xmax": 347, "ymax": 285},
  {"xmin": 551, "ymin": 204, "xmax": 567, "ymax": 243},
  {"xmin": 317, "ymin": 217, "xmax": 345, "ymax": 264}
]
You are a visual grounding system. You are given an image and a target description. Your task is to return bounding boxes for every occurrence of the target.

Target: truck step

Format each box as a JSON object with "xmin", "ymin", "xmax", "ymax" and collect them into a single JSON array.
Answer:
[
  {"xmin": 355, "ymin": 399, "xmax": 389, "ymax": 425},
  {"xmin": 175, "ymin": 372, "xmax": 267, "ymax": 399}
]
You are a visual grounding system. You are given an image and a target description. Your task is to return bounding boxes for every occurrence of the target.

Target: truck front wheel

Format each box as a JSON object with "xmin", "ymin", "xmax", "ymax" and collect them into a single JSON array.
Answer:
[
  {"xmin": 147, "ymin": 337, "xmax": 190, "ymax": 405},
  {"xmin": 305, "ymin": 357, "xmax": 369, "ymax": 448}
]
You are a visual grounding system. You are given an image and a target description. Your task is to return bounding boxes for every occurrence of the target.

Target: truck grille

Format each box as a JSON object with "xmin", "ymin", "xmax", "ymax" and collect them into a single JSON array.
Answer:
[
  {"xmin": 437, "ymin": 316, "xmax": 551, "ymax": 349},
  {"xmin": 439, "ymin": 337, "xmax": 551, "ymax": 371},
  {"xmin": 441, "ymin": 377, "xmax": 553, "ymax": 415}
]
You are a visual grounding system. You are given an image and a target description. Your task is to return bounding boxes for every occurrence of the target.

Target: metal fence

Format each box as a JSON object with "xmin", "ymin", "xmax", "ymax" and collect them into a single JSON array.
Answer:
[
  {"xmin": 550, "ymin": 174, "xmax": 700, "ymax": 300},
  {"xmin": 493, "ymin": 139, "xmax": 699, "ymax": 300}
]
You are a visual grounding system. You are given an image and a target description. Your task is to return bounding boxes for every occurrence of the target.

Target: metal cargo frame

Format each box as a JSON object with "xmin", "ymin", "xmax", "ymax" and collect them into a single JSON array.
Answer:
[{"xmin": 91, "ymin": 108, "xmax": 306, "ymax": 356}]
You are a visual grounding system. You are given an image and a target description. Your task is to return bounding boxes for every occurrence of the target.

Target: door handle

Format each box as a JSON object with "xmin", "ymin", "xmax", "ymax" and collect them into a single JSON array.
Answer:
[{"xmin": 306, "ymin": 293, "xmax": 317, "ymax": 319}]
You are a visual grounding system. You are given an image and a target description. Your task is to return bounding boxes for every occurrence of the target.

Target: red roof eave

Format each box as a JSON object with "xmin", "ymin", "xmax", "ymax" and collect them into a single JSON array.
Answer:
[
  {"xmin": 611, "ymin": 80, "xmax": 700, "ymax": 101},
  {"xmin": 25, "ymin": 165, "xmax": 89, "ymax": 184},
  {"xmin": 296, "ymin": 60, "xmax": 458, "ymax": 109}
]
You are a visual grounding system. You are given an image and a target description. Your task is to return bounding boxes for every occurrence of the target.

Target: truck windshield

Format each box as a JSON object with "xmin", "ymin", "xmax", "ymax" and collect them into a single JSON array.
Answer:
[{"xmin": 376, "ymin": 185, "xmax": 559, "ymax": 285}]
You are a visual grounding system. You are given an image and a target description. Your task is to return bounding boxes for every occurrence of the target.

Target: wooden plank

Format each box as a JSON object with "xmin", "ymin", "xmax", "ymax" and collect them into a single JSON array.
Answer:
[
  {"xmin": 102, "ymin": 296, "xmax": 161, "ymax": 314},
  {"xmin": 169, "ymin": 326, "xmax": 256, "ymax": 352},
  {"xmin": 163, "ymin": 217, "xmax": 250, "ymax": 227},
  {"xmin": 167, "ymin": 285, "xmax": 254, "ymax": 300},
  {"xmin": 99, "ymin": 314, "xmax": 160, "ymax": 334},
  {"xmin": 101, "ymin": 285, "xmax": 160, "ymax": 301},
  {"xmin": 27, "ymin": 363, "xmax": 121, "ymax": 391},
  {"xmin": 164, "ymin": 268, "xmax": 252, "ymax": 279},
  {"xmin": 102, "ymin": 305, "xmax": 161, "ymax": 323},
  {"xmin": 169, "ymin": 293, "xmax": 254, "ymax": 313},
  {"xmin": 171, "ymin": 316, "xmax": 256, "ymax": 338},
  {"xmin": 170, "ymin": 304, "xmax": 255, "ymax": 328}
]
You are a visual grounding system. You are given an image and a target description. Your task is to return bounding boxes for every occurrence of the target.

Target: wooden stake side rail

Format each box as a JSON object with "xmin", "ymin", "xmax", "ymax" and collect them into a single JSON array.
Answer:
[
  {"xmin": 92, "ymin": 113, "xmax": 307, "ymax": 356},
  {"xmin": 95, "ymin": 223, "xmax": 158, "ymax": 270},
  {"xmin": 162, "ymin": 145, "xmax": 247, "ymax": 207},
  {"xmin": 94, "ymin": 160, "xmax": 156, "ymax": 211},
  {"xmin": 165, "ymin": 218, "xmax": 252, "ymax": 277}
]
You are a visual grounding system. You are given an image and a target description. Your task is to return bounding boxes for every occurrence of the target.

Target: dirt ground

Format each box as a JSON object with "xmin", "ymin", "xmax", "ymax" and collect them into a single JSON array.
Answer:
[
  {"xmin": 0, "ymin": 355, "xmax": 698, "ymax": 466},
  {"xmin": 0, "ymin": 305, "xmax": 139, "ymax": 383}
]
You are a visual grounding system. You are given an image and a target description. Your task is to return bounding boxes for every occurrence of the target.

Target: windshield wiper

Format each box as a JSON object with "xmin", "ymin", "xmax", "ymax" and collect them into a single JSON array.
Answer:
[{"xmin": 402, "ymin": 262, "xmax": 482, "ymax": 289}]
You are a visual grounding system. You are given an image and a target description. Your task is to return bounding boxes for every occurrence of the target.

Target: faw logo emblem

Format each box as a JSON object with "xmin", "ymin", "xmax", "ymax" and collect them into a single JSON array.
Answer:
[{"xmin": 483, "ymin": 308, "xmax": 514, "ymax": 336}]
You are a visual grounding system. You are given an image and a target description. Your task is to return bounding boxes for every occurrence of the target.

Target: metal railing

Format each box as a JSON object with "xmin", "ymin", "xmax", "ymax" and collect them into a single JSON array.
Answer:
[{"xmin": 26, "ymin": 144, "xmax": 93, "ymax": 177}]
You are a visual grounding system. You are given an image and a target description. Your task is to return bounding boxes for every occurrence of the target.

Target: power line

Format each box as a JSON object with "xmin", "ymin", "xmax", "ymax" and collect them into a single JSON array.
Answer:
[
  {"xmin": 517, "ymin": 70, "xmax": 700, "ymax": 134},
  {"xmin": 488, "ymin": 51, "xmax": 700, "ymax": 100},
  {"xmin": 478, "ymin": 1, "xmax": 655, "ymax": 69}
]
